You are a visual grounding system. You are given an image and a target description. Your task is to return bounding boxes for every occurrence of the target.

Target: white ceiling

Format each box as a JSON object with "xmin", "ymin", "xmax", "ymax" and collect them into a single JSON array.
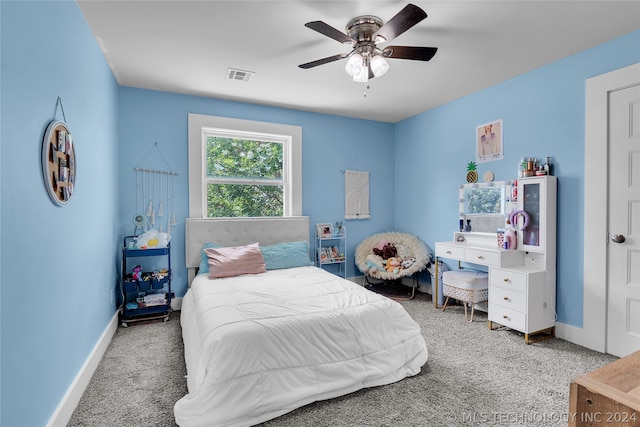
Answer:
[{"xmin": 77, "ymin": 1, "xmax": 640, "ymax": 123}]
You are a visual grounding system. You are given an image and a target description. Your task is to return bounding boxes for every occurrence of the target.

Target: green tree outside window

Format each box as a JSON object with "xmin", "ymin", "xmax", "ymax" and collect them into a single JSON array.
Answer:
[{"xmin": 206, "ymin": 136, "xmax": 284, "ymax": 217}]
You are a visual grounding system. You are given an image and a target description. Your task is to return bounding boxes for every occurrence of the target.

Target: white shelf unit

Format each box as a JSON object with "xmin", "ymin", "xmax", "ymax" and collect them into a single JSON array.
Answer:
[{"xmin": 315, "ymin": 227, "xmax": 346, "ymax": 278}]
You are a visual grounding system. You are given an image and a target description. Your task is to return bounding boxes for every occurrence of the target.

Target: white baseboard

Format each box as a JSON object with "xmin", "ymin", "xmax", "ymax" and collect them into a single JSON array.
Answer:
[
  {"xmin": 171, "ymin": 296, "xmax": 183, "ymax": 311},
  {"xmin": 46, "ymin": 297, "xmax": 183, "ymax": 427},
  {"xmin": 46, "ymin": 311, "xmax": 119, "ymax": 427}
]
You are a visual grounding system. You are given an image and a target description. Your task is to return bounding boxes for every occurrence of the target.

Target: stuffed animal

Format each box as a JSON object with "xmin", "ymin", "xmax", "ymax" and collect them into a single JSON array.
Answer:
[
  {"xmin": 401, "ymin": 257, "xmax": 416, "ymax": 269},
  {"xmin": 385, "ymin": 257, "xmax": 401, "ymax": 274},
  {"xmin": 373, "ymin": 243, "xmax": 397, "ymax": 259},
  {"xmin": 374, "ymin": 240, "xmax": 389, "ymax": 252},
  {"xmin": 365, "ymin": 253, "xmax": 386, "ymax": 272},
  {"xmin": 132, "ymin": 265, "xmax": 143, "ymax": 280},
  {"xmin": 372, "ymin": 241, "xmax": 387, "ymax": 258}
]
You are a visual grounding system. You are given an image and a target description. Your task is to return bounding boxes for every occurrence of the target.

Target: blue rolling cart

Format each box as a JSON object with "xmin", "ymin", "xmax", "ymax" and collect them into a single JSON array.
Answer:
[{"xmin": 120, "ymin": 236, "xmax": 172, "ymax": 327}]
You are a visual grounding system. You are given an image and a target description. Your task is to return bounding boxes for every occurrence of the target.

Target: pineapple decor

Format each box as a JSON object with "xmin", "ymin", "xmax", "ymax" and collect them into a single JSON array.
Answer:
[{"xmin": 466, "ymin": 161, "xmax": 478, "ymax": 183}]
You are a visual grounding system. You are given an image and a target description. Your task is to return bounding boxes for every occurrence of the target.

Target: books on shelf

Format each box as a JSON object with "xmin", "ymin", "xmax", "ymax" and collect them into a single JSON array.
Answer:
[
  {"xmin": 319, "ymin": 247, "xmax": 330, "ymax": 263},
  {"xmin": 319, "ymin": 245, "xmax": 344, "ymax": 263}
]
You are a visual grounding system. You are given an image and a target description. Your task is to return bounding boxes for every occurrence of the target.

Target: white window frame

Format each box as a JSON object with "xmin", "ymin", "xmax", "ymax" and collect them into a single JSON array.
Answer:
[{"xmin": 188, "ymin": 113, "xmax": 302, "ymax": 218}]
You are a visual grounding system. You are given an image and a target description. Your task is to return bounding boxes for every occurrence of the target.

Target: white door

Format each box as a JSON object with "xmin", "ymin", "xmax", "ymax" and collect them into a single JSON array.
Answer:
[{"xmin": 607, "ymin": 83, "xmax": 640, "ymax": 357}]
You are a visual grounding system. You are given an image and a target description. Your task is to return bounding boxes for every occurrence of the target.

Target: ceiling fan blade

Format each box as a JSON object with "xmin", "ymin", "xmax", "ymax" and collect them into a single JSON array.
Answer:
[
  {"xmin": 382, "ymin": 46, "xmax": 437, "ymax": 61},
  {"xmin": 372, "ymin": 4, "xmax": 427, "ymax": 43},
  {"xmin": 298, "ymin": 53, "xmax": 349, "ymax": 69},
  {"xmin": 305, "ymin": 21, "xmax": 355, "ymax": 45}
]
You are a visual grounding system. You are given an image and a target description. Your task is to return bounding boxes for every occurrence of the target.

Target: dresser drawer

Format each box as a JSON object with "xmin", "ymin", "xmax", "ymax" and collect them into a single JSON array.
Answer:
[
  {"xmin": 489, "ymin": 303, "xmax": 526, "ymax": 331},
  {"xmin": 436, "ymin": 243, "xmax": 464, "ymax": 260},
  {"xmin": 490, "ymin": 286, "xmax": 527, "ymax": 311},
  {"xmin": 465, "ymin": 248, "xmax": 499, "ymax": 266},
  {"xmin": 490, "ymin": 268, "xmax": 527, "ymax": 293}
]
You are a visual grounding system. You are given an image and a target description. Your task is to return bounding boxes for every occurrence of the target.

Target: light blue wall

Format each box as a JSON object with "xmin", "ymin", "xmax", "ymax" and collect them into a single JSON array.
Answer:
[
  {"xmin": 1, "ymin": 0, "xmax": 638, "ymax": 423},
  {"xmin": 395, "ymin": 30, "xmax": 640, "ymax": 327},
  {"xmin": 0, "ymin": 2, "xmax": 119, "ymax": 426},
  {"xmin": 118, "ymin": 88, "xmax": 395, "ymax": 297}
]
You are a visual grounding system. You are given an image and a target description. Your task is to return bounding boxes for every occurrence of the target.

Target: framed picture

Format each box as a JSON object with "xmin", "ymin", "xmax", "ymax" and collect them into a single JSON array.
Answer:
[
  {"xmin": 316, "ymin": 223, "xmax": 333, "ymax": 238},
  {"xmin": 476, "ymin": 119, "xmax": 503, "ymax": 163}
]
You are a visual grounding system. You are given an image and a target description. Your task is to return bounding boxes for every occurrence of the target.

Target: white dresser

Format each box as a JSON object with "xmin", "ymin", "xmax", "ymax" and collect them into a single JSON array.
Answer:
[{"xmin": 435, "ymin": 176, "xmax": 557, "ymax": 344}]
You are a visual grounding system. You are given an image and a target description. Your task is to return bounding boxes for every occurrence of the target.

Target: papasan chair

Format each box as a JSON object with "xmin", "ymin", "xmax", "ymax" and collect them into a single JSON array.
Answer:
[{"xmin": 355, "ymin": 232, "xmax": 431, "ymax": 300}]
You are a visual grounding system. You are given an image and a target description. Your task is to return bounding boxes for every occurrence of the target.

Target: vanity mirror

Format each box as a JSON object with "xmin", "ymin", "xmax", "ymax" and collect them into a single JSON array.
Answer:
[{"xmin": 459, "ymin": 180, "xmax": 514, "ymax": 233}]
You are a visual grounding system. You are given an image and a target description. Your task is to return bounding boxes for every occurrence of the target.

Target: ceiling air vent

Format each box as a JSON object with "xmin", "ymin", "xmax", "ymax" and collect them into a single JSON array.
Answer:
[{"xmin": 226, "ymin": 68, "xmax": 254, "ymax": 82}]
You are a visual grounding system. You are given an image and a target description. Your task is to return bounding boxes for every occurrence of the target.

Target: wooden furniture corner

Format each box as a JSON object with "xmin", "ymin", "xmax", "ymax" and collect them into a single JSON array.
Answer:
[{"xmin": 569, "ymin": 350, "xmax": 640, "ymax": 426}]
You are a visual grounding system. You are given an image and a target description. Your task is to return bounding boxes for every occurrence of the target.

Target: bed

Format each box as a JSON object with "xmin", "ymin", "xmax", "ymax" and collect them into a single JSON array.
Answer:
[{"xmin": 174, "ymin": 217, "xmax": 428, "ymax": 427}]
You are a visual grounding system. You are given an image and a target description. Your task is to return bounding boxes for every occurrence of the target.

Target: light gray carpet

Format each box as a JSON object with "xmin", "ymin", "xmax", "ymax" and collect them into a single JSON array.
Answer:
[{"xmin": 69, "ymin": 293, "xmax": 616, "ymax": 426}]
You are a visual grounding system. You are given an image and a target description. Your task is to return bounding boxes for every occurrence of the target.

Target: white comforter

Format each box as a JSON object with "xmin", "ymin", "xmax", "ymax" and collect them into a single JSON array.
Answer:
[{"xmin": 174, "ymin": 266, "xmax": 428, "ymax": 427}]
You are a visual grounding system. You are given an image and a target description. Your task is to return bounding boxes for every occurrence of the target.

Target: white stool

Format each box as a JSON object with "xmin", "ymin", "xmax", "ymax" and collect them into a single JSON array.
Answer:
[{"xmin": 441, "ymin": 270, "xmax": 488, "ymax": 322}]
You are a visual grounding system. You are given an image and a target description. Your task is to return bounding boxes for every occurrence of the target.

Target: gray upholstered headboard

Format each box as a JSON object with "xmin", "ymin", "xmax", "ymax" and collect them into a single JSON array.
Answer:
[{"xmin": 185, "ymin": 216, "xmax": 310, "ymax": 284}]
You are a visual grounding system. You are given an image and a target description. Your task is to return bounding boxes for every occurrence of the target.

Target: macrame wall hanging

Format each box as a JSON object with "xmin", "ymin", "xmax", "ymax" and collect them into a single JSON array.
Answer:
[
  {"xmin": 132, "ymin": 142, "xmax": 178, "ymax": 236},
  {"xmin": 343, "ymin": 169, "xmax": 370, "ymax": 220}
]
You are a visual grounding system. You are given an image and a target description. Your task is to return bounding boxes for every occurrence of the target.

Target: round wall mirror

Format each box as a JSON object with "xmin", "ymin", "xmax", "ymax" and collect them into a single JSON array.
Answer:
[{"xmin": 41, "ymin": 120, "xmax": 76, "ymax": 206}]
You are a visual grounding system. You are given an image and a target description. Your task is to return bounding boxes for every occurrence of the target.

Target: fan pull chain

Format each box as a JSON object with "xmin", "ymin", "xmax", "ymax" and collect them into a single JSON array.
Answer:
[{"xmin": 363, "ymin": 83, "xmax": 370, "ymax": 98}]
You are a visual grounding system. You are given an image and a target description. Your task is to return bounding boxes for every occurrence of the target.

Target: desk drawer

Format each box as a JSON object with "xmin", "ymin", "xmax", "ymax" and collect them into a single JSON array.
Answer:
[
  {"xmin": 489, "ymin": 303, "xmax": 526, "ymax": 331},
  {"xmin": 465, "ymin": 248, "xmax": 499, "ymax": 266},
  {"xmin": 490, "ymin": 286, "xmax": 527, "ymax": 311},
  {"xmin": 436, "ymin": 244, "xmax": 464, "ymax": 260},
  {"xmin": 490, "ymin": 268, "xmax": 527, "ymax": 293}
]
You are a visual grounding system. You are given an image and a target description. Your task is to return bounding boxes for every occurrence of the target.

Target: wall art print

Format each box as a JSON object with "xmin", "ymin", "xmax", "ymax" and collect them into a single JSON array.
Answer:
[{"xmin": 476, "ymin": 119, "xmax": 503, "ymax": 163}]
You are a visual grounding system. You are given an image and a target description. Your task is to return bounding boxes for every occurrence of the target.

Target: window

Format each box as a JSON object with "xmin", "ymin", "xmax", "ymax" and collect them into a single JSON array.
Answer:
[
  {"xmin": 204, "ymin": 131, "xmax": 285, "ymax": 217},
  {"xmin": 188, "ymin": 114, "xmax": 302, "ymax": 218}
]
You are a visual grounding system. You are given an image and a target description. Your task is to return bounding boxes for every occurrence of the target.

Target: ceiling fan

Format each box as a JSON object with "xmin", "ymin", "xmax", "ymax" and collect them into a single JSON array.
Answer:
[{"xmin": 298, "ymin": 4, "xmax": 437, "ymax": 82}]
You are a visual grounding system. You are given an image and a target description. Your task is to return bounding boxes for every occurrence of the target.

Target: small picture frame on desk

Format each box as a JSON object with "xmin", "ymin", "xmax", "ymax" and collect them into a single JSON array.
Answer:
[{"xmin": 316, "ymin": 223, "xmax": 333, "ymax": 238}]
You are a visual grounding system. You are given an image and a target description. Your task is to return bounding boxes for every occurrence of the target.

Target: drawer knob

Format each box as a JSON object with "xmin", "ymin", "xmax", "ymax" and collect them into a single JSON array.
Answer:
[
  {"xmin": 446, "ymin": 250, "xmax": 452, "ymax": 254},
  {"xmin": 503, "ymin": 296, "xmax": 508, "ymax": 301},
  {"xmin": 477, "ymin": 255, "xmax": 484, "ymax": 259},
  {"xmin": 503, "ymin": 314, "xmax": 508, "ymax": 319},
  {"xmin": 503, "ymin": 277, "xmax": 509, "ymax": 282}
]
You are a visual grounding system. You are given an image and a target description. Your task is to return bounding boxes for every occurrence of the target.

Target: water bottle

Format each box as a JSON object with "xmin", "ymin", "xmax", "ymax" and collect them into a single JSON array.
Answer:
[{"xmin": 544, "ymin": 157, "xmax": 553, "ymax": 176}]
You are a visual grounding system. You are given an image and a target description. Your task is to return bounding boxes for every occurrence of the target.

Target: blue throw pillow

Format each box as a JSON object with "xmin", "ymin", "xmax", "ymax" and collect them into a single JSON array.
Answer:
[
  {"xmin": 260, "ymin": 241, "xmax": 313, "ymax": 270},
  {"xmin": 199, "ymin": 242, "xmax": 221, "ymax": 274}
]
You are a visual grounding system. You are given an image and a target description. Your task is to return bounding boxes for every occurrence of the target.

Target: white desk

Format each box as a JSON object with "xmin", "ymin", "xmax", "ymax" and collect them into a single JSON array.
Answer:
[{"xmin": 435, "ymin": 232, "xmax": 555, "ymax": 344}]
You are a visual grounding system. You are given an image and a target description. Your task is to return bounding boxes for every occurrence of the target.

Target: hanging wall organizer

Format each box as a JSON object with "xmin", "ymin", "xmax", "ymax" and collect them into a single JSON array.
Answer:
[
  {"xmin": 133, "ymin": 142, "xmax": 178, "ymax": 236},
  {"xmin": 42, "ymin": 97, "xmax": 76, "ymax": 206}
]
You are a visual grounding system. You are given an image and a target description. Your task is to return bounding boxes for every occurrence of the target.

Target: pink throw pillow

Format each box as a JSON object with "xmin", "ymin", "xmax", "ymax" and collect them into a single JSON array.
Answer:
[{"xmin": 205, "ymin": 242, "xmax": 266, "ymax": 279}]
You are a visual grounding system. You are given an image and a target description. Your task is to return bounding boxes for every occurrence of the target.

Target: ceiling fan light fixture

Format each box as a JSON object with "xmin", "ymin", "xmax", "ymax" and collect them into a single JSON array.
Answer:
[
  {"xmin": 370, "ymin": 55, "xmax": 389, "ymax": 77},
  {"xmin": 344, "ymin": 53, "xmax": 364, "ymax": 76},
  {"xmin": 299, "ymin": 4, "xmax": 436, "ymax": 83},
  {"xmin": 353, "ymin": 65, "xmax": 369, "ymax": 83}
]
